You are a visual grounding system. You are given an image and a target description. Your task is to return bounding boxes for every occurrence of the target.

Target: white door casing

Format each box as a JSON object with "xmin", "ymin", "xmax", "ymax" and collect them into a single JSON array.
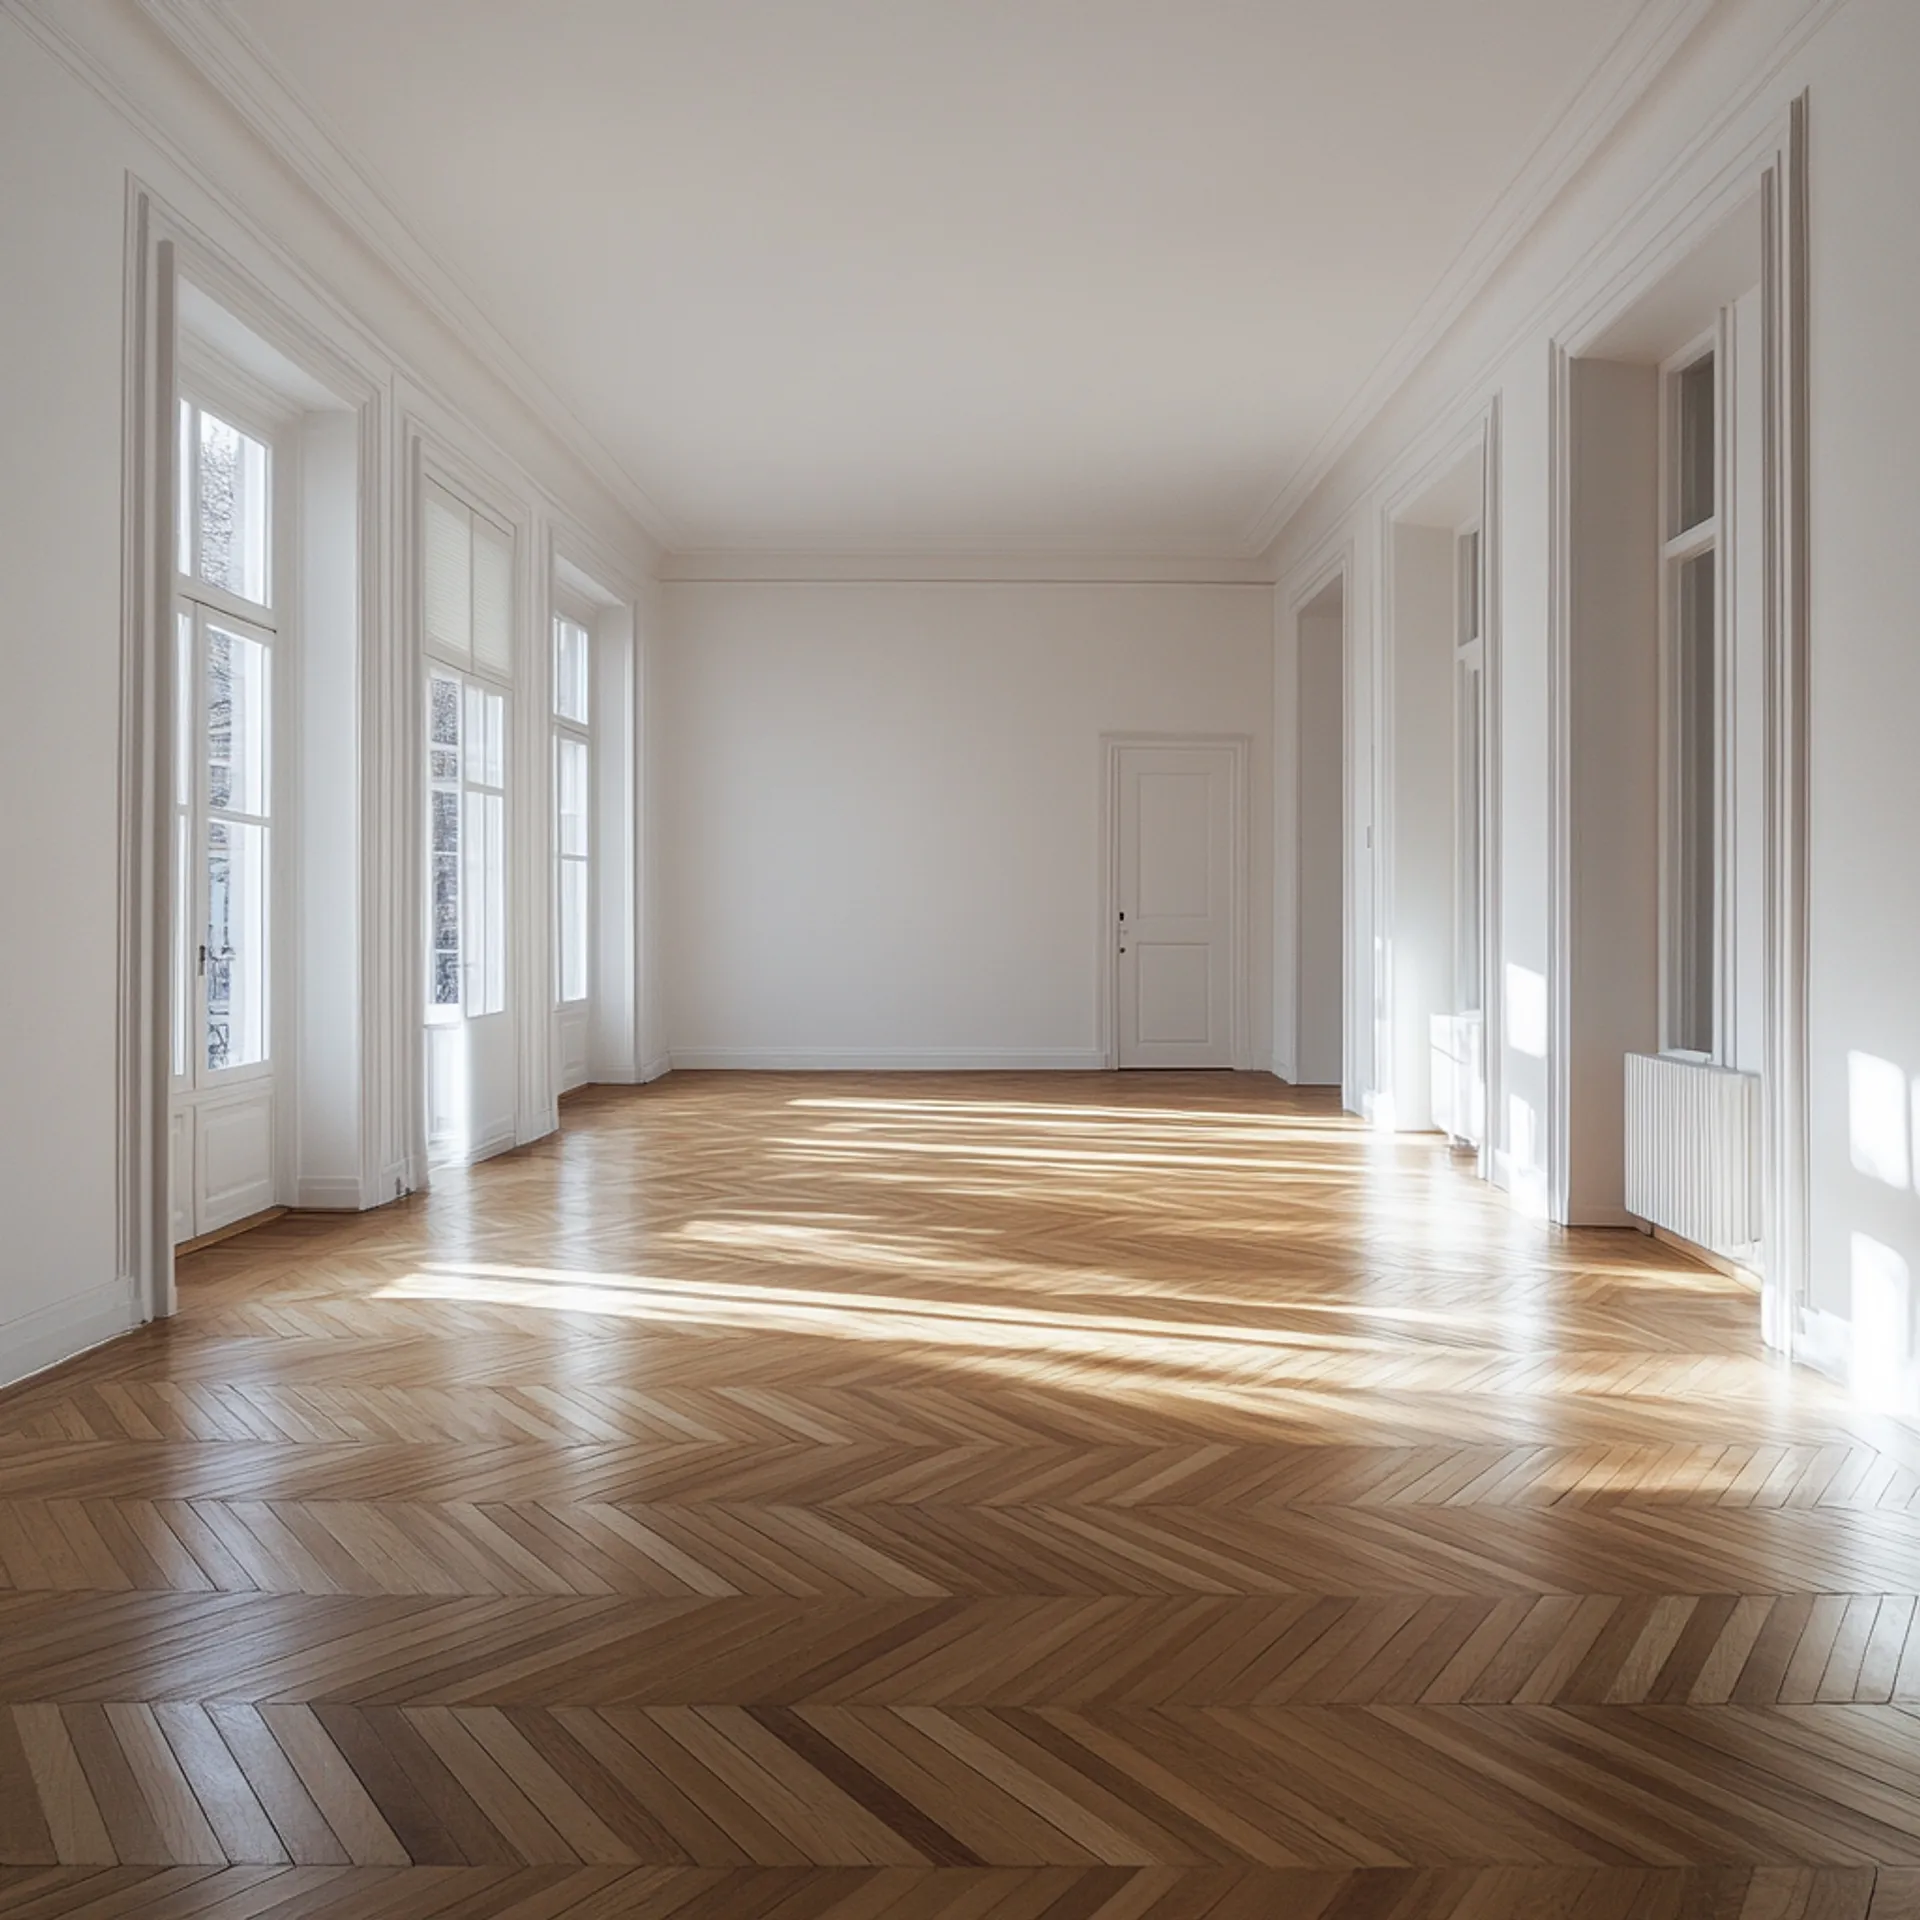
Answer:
[{"xmin": 1110, "ymin": 740, "xmax": 1244, "ymax": 1069}]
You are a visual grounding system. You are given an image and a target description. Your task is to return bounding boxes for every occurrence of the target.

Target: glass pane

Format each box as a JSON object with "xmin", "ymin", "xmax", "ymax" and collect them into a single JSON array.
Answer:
[
  {"xmin": 556, "ymin": 735, "xmax": 589, "ymax": 858},
  {"xmin": 485, "ymin": 691, "xmax": 505, "ymax": 790},
  {"xmin": 484, "ymin": 792, "xmax": 506, "ymax": 1016},
  {"xmin": 430, "ymin": 673, "xmax": 461, "ymax": 748},
  {"xmin": 431, "ymin": 786, "xmax": 460, "ymax": 854},
  {"xmin": 559, "ymin": 857, "xmax": 588, "ymax": 1004},
  {"xmin": 196, "ymin": 409, "xmax": 270, "ymax": 604},
  {"xmin": 1669, "ymin": 551, "xmax": 1716, "ymax": 1053},
  {"xmin": 472, "ymin": 518, "xmax": 513, "ymax": 678},
  {"xmin": 463, "ymin": 683, "xmax": 503, "ymax": 790},
  {"xmin": 206, "ymin": 625, "xmax": 270, "ymax": 817},
  {"xmin": 554, "ymin": 618, "xmax": 589, "ymax": 725},
  {"xmin": 463, "ymin": 787, "xmax": 507, "ymax": 1018},
  {"xmin": 1676, "ymin": 354, "xmax": 1715, "ymax": 534},
  {"xmin": 206, "ymin": 817, "xmax": 269, "ymax": 1071},
  {"xmin": 432, "ymin": 949, "xmax": 462, "ymax": 1008}
]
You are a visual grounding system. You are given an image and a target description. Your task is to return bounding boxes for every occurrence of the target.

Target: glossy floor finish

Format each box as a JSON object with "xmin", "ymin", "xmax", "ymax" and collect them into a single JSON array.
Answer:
[{"xmin": 4, "ymin": 1073, "xmax": 1920, "ymax": 1918}]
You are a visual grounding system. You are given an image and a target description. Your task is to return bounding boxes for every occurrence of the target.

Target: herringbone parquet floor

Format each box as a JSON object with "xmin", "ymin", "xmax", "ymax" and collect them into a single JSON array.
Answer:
[{"xmin": 4, "ymin": 1072, "xmax": 1919, "ymax": 1918}]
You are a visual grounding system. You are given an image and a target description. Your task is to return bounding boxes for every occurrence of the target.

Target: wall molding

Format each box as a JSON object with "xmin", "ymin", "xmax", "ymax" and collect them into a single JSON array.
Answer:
[
  {"xmin": 0, "ymin": 1278, "xmax": 143, "ymax": 1394},
  {"xmin": 668, "ymin": 1050, "xmax": 1109, "ymax": 1073},
  {"xmin": 294, "ymin": 1176, "xmax": 367, "ymax": 1211},
  {"xmin": 660, "ymin": 550, "xmax": 1280, "ymax": 585},
  {"xmin": 132, "ymin": 0, "xmax": 676, "ymax": 552},
  {"xmin": 1266, "ymin": 0, "xmax": 1850, "ymax": 584},
  {"xmin": 1543, "ymin": 101, "xmax": 1810, "ymax": 1348},
  {"xmin": 1279, "ymin": 543, "xmax": 1359, "ymax": 1113},
  {"xmin": 1243, "ymin": 0, "xmax": 1718, "ymax": 556}
]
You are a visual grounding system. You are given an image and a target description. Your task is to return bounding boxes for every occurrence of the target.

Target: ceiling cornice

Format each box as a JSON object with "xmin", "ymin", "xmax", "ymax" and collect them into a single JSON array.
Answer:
[
  {"xmin": 658, "ymin": 548, "xmax": 1279, "ymax": 587},
  {"xmin": 25, "ymin": 0, "xmax": 1723, "ymax": 568},
  {"xmin": 134, "ymin": 0, "xmax": 681, "ymax": 550},
  {"xmin": 1239, "ymin": 0, "xmax": 1719, "ymax": 559}
]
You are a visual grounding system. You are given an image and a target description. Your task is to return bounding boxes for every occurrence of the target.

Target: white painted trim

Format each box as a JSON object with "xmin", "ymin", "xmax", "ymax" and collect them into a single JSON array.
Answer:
[
  {"xmin": 1371, "ymin": 404, "xmax": 1504, "ymax": 1162},
  {"xmin": 1757, "ymin": 98, "xmax": 1812, "ymax": 1359},
  {"xmin": 0, "ymin": 1279, "xmax": 144, "ymax": 1392},
  {"xmin": 641, "ymin": 1053, "xmax": 673, "ymax": 1084},
  {"xmin": 121, "ymin": 185, "xmax": 175, "ymax": 1327},
  {"xmin": 294, "ymin": 1176, "xmax": 366, "ymax": 1210},
  {"xmin": 1242, "ymin": 0, "xmax": 1719, "ymax": 554},
  {"xmin": 1795, "ymin": 1306, "xmax": 1849, "ymax": 1384},
  {"xmin": 669, "ymin": 1050, "xmax": 1109, "ymax": 1073},
  {"xmin": 1543, "ymin": 103, "xmax": 1809, "ymax": 1325},
  {"xmin": 660, "ymin": 550, "xmax": 1282, "ymax": 584},
  {"xmin": 1098, "ymin": 733, "xmax": 1253, "ymax": 1073},
  {"xmin": 1280, "ymin": 545, "xmax": 1358, "ymax": 1112},
  {"xmin": 132, "ymin": 0, "xmax": 676, "ymax": 550},
  {"xmin": 1266, "ymin": 0, "xmax": 1850, "ymax": 584}
]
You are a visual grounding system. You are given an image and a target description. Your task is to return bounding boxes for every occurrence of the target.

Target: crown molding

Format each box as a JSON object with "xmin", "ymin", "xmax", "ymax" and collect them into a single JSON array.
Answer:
[
  {"xmin": 134, "ymin": 0, "xmax": 680, "ymax": 550},
  {"xmin": 1241, "ymin": 0, "xmax": 1717, "ymax": 559},
  {"xmin": 657, "ymin": 548, "xmax": 1278, "ymax": 587},
  {"xmin": 1266, "ymin": 0, "xmax": 1847, "ymax": 589}
]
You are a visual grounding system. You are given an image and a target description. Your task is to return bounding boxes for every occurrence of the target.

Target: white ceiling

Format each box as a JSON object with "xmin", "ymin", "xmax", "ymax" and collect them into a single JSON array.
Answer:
[{"xmin": 215, "ymin": 0, "xmax": 1666, "ymax": 556}]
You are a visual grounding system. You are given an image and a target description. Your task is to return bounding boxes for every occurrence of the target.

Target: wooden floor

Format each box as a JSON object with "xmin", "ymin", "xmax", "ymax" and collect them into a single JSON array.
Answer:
[{"xmin": 4, "ymin": 1073, "xmax": 1920, "ymax": 1918}]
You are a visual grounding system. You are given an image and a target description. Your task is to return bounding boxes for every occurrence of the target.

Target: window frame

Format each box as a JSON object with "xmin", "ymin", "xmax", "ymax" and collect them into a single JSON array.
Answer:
[
  {"xmin": 172, "ymin": 381, "xmax": 284, "ymax": 1093},
  {"xmin": 551, "ymin": 609, "xmax": 593, "ymax": 1010},
  {"xmin": 1656, "ymin": 324, "xmax": 1729, "ymax": 1063},
  {"xmin": 425, "ymin": 666, "xmax": 509, "ymax": 1025},
  {"xmin": 1452, "ymin": 522, "xmax": 1486, "ymax": 1020}
]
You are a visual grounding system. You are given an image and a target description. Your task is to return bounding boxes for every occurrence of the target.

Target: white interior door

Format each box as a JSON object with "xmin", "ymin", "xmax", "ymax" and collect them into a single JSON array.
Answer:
[{"xmin": 1115, "ymin": 744, "xmax": 1238, "ymax": 1068}]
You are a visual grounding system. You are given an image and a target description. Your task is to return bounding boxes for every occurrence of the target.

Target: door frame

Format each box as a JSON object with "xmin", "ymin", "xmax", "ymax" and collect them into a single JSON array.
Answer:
[
  {"xmin": 1546, "ymin": 98, "xmax": 1809, "ymax": 1355},
  {"xmin": 1098, "ymin": 733, "xmax": 1251, "ymax": 1072}
]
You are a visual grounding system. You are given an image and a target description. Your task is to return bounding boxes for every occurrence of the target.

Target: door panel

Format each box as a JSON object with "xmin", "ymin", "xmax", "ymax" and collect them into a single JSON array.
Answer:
[
  {"xmin": 169, "ymin": 1109, "xmax": 195, "ymax": 1245},
  {"xmin": 1116, "ymin": 746, "xmax": 1238, "ymax": 1068},
  {"xmin": 196, "ymin": 1093, "xmax": 274, "ymax": 1231}
]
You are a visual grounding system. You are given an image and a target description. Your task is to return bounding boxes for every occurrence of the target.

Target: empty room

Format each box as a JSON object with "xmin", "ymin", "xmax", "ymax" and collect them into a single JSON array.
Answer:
[{"xmin": 4, "ymin": 1, "xmax": 1920, "ymax": 1915}]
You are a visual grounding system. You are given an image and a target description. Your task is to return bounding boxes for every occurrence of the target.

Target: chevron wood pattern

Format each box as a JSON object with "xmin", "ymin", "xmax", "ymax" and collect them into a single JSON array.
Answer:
[{"xmin": 3, "ymin": 1071, "xmax": 1919, "ymax": 1917}]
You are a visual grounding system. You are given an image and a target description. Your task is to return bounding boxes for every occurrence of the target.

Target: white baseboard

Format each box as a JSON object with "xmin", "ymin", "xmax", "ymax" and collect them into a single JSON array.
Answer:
[
  {"xmin": 641, "ymin": 1053, "xmax": 672, "ymax": 1084},
  {"xmin": 1796, "ymin": 1306, "xmax": 1852, "ymax": 1382},
  {"xmin": 667, "ymin": 1048, "xmax": 1110, "ymax": 1072},
  {"xmin": 294, "ymin": 1176, "xmax": 365, "ymax": 1210},
  {"xmin": 1, "ymin": 1275, "xmax": 143, "ymax": 1391}
]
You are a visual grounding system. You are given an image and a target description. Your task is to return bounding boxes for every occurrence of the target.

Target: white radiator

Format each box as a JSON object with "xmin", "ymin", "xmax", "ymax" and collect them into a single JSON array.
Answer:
[
  {"xmin": 1430, "ymin": 1013, "xmax": 1484, "ymax": 1146},
  {"xmin": 1624, "ymin": 1053, "xmax": 1762, "ymax": 1257}
]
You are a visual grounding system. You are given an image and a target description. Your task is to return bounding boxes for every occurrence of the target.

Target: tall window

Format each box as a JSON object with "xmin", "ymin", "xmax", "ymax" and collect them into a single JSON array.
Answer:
[
  {"xmin": 1453, "ymin": 525, "xmax": 1485, "ymax": 1018},
  {"xmin": 174, "ymin": 397, "xmax": 276, "ymax": 1084},
  {"xmin": 421, "ymin": 479, "xmax": 514, "ymax": 1026},
  {"xmin": 1662, "ymin": 346, "xmax": 1720, "ymax": 1057},
  {"xmin": 552, "ymin": 616, "xmax": 591, "ymax": 1007},
  {"xmin": 428, "ymin": 672, "xmax": 507, "ymax": 1017}
]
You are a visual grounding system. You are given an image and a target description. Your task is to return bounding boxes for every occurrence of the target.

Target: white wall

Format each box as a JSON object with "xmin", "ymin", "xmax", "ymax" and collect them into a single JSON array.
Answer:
[
  {"xmin": 0, "ymin": 8, "xmax": 654, "ymax": 1384},
  {"xmin": 660, "ymin": 581, "xmax": 1273, "ymax": 1069},
  {"xmin": 1266, "ymin": 0, "xmax": 1920, "ymax": 1392}
]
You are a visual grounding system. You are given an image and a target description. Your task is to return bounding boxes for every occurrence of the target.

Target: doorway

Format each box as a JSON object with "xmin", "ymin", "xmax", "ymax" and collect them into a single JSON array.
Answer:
[
  {"xmin": 1105, "ymin": 737, "xmax": 1247, "ymax": 1069},
  {"xmin": 1295, "ymin": 582, "xmax": 1345, "ymax": 1089}
]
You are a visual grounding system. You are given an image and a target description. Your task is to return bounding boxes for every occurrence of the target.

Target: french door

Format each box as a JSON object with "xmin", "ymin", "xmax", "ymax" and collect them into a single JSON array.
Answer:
[
  {"xmin": 425, "ymin": 667, "xmax": 515, "ymax": 1161},
  {"xmin": 171, "ymin": 605, "xmax": 278, "ymax": 1239}
]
